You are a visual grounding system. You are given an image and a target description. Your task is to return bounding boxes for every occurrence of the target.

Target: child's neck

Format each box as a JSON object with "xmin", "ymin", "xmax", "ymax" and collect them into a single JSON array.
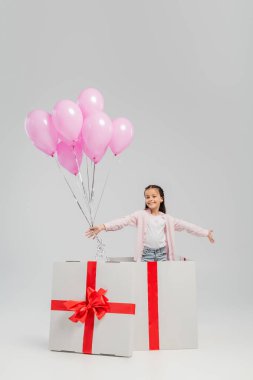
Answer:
[{"xmin": 149, "ymin": 208, "xmax": 160, "ymax": 216}]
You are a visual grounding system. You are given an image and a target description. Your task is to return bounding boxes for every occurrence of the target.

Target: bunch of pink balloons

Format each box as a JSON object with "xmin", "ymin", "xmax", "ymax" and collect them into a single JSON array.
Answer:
[{"xmin": 25, "ymin": 88, "xmax": 134, "ymax": 175}]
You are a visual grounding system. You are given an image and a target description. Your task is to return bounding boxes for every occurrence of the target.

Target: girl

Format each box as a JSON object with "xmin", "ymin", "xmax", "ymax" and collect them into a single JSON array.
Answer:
[{"xmin": 85, "ymin": 185, "xmax": 215, "ymax": 262}]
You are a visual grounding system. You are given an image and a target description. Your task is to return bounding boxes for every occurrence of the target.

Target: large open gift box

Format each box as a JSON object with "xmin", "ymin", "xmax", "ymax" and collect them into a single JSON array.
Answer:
[{"xmin": 49, "ymin": 258, "xmax": 197, "ymax": 356}]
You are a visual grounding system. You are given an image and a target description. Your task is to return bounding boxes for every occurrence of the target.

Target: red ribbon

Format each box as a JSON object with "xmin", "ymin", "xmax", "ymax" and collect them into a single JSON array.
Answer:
[
  {"xmin": 147, "ymin": 262, "xmax": 160, "ymax": 350},
  {"xmin": 63, "ymin": 287, "xmax": 110, "ymax": 323},
  {"xmin": 51, "ymin": 261, "xmax": 135, "ymax": 354}
]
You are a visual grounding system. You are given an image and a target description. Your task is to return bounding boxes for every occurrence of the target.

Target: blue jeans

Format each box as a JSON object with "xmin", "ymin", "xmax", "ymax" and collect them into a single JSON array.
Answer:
[{"xmin": 141, "ymin": 246, "xmax": 167, "ymax": 262}]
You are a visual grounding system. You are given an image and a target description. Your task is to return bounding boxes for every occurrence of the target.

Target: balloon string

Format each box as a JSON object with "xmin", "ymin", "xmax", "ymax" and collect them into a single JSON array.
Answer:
[
  {"xmin": 56, "ymin": 155, "xmax": 107, "ymax": 261},
  {"xmin": 85, "ymin": 155, "xmax": 91, "ymax": 203},
  {"xmin": 91, "ymin": 161, "xmax": 95, "ymax": 202},
  {"xmin": 55, "ymin": 158, "xmax": 92, "ymax": 227},
  {"xmin": 74, "ymin": 175, "xmax": 92, "ymax": 224},
  {"xmin": 72, "ymin": 146, "xmax": 94, "ymax": 226},
  {"xmin": 93, "ymin": 154, "xmax": 117, "ymax": 222}
]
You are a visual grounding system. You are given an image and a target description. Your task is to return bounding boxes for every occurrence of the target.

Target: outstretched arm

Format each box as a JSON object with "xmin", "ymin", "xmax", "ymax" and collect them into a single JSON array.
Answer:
[
  {"xmin": 173, "ymin": 217, "xmax": 215, "ymax": 243},
  {"xmin": 85, "ymin": 211, "xmax": 138, "ymax": 239}
]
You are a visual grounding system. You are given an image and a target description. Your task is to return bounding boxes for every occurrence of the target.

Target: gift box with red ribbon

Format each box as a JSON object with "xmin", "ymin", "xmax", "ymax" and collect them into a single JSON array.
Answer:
[
  {"xmin": 107, "ymin": 257, "xmax": 198, "ymax": 351},
  {"xmin": 49, "ymin": 261, "xmax": 136, "ymax": 357},
  {"xmin": 134, "ymin": 260, "xmax": 198, "ymax": 350}
]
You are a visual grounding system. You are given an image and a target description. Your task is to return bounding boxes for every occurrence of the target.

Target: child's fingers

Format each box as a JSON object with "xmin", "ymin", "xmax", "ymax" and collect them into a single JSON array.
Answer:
[
  {"xmin": 85, "ymin": 227, "xmax": 96, "ymax": 234},
  {"xmin": 85, "ymin": 227, "xmax": 100, "ymax": 239},
  {"xmin": 85, "ymin": 230, "xmax": 95, "ymax": 238},
  {"xmin": 87, "ymin": 230, "xmax": 99, "ymax": 238}
]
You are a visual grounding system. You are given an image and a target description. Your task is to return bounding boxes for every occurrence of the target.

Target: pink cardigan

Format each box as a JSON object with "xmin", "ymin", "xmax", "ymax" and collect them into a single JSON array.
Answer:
[{"xmin": 104, "ymin": 209, "xmax": 209, "ymax": 261}]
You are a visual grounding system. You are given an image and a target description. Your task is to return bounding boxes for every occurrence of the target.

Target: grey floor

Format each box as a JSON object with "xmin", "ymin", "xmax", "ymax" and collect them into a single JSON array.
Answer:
[{"xmin": 1, "ymin": 302, "xmax": 252, "ymax": 380}]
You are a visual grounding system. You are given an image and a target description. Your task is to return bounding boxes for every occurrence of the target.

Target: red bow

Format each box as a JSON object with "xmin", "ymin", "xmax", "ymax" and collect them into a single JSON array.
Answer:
[{"xmin": 64, "ymin": 287, "xmax": 109, "ymax": 323}]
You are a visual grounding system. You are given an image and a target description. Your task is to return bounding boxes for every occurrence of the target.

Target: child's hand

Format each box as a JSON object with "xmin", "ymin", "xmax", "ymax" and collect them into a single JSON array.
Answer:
[
  {"xmin": 85, "ymin": 224, "xmax": 105, "ymax": 239},
  {"xmin": 207, "ymin": 230, "xmax": 215, "ymax": 243}
]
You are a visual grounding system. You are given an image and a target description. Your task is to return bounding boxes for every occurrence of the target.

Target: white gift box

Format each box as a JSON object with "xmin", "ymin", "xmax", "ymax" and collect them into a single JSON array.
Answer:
[
  {"xmin": 107, "ymin": 257, "xmax": 198, "ymax": 351},
  {"xmin": 134, "ymin": 261, "xmax": 198, "ymax": 350},
  {"xmin": 49, "ymin": 261, "xmax": 136, "ymax": 357}
]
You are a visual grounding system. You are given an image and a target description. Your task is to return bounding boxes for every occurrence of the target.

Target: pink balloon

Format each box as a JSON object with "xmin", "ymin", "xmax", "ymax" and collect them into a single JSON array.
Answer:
[
  {"xmin": 109, "ymin": 118, "xmax": 134, "ymax": 155},
  {"xmin": 58, "ymin": 132, "xmax": 84, "ymax": 150},
  {"xmin": 56, "ymin": 141, "xmax": 83, "ymax": 175},
  {"xmin": 77, "ymin": 88, "xmax": 104, "ymax": 118},
  {"xmin": 52, "ymin": 100, "xmax": 83, "ymax": 143},
  {"xmin": 82, "ymin": 112, "xmax": 112, "ymax": 162},
  {"xmin": 25, "ymin": 110, "xmax": 58, "ymax": 156},
  {"xmin": 83, "ymin": 140, "xmax": 106, "ymax": 164}
]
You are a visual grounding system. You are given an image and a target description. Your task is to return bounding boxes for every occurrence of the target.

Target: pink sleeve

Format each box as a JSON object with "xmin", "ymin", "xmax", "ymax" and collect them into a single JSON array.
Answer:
[
  {"xmin": 104, "ymin": 211, "xmax": 138, "ymax": 231},
  {"xmin": 173, "ymin": 217, "xmax": 209, "ymax": 237}
]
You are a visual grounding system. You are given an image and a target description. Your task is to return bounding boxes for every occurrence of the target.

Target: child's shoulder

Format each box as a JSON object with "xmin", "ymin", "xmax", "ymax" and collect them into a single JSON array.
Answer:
[{"xmin": 162, "ymin": 212, "xmax": 174, "ymax": 221}]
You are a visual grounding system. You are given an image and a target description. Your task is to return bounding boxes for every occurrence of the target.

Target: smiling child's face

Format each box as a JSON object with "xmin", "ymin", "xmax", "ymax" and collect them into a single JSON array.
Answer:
[{"xmin": 144, "ymin": 188, "xmax": 163, "ymax": 211}]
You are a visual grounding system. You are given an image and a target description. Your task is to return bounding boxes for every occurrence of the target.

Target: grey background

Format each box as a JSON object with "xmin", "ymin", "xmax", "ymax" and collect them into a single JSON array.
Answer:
[{"xmin": 1, "ymin": 1, "xmax": 252, "ymax": 379}]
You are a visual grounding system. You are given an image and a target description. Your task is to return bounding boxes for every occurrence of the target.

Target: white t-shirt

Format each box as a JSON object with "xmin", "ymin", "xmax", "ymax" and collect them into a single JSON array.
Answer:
[{"xmin": 143, "ymin": 214, "xmax": 166, "ymax": 249}]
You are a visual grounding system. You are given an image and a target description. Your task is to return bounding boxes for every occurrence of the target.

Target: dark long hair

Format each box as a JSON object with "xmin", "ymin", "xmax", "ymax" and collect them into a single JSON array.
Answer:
[{"xmin": 144, "ymin": 185, "xmax": 166, "ymax": 214}]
